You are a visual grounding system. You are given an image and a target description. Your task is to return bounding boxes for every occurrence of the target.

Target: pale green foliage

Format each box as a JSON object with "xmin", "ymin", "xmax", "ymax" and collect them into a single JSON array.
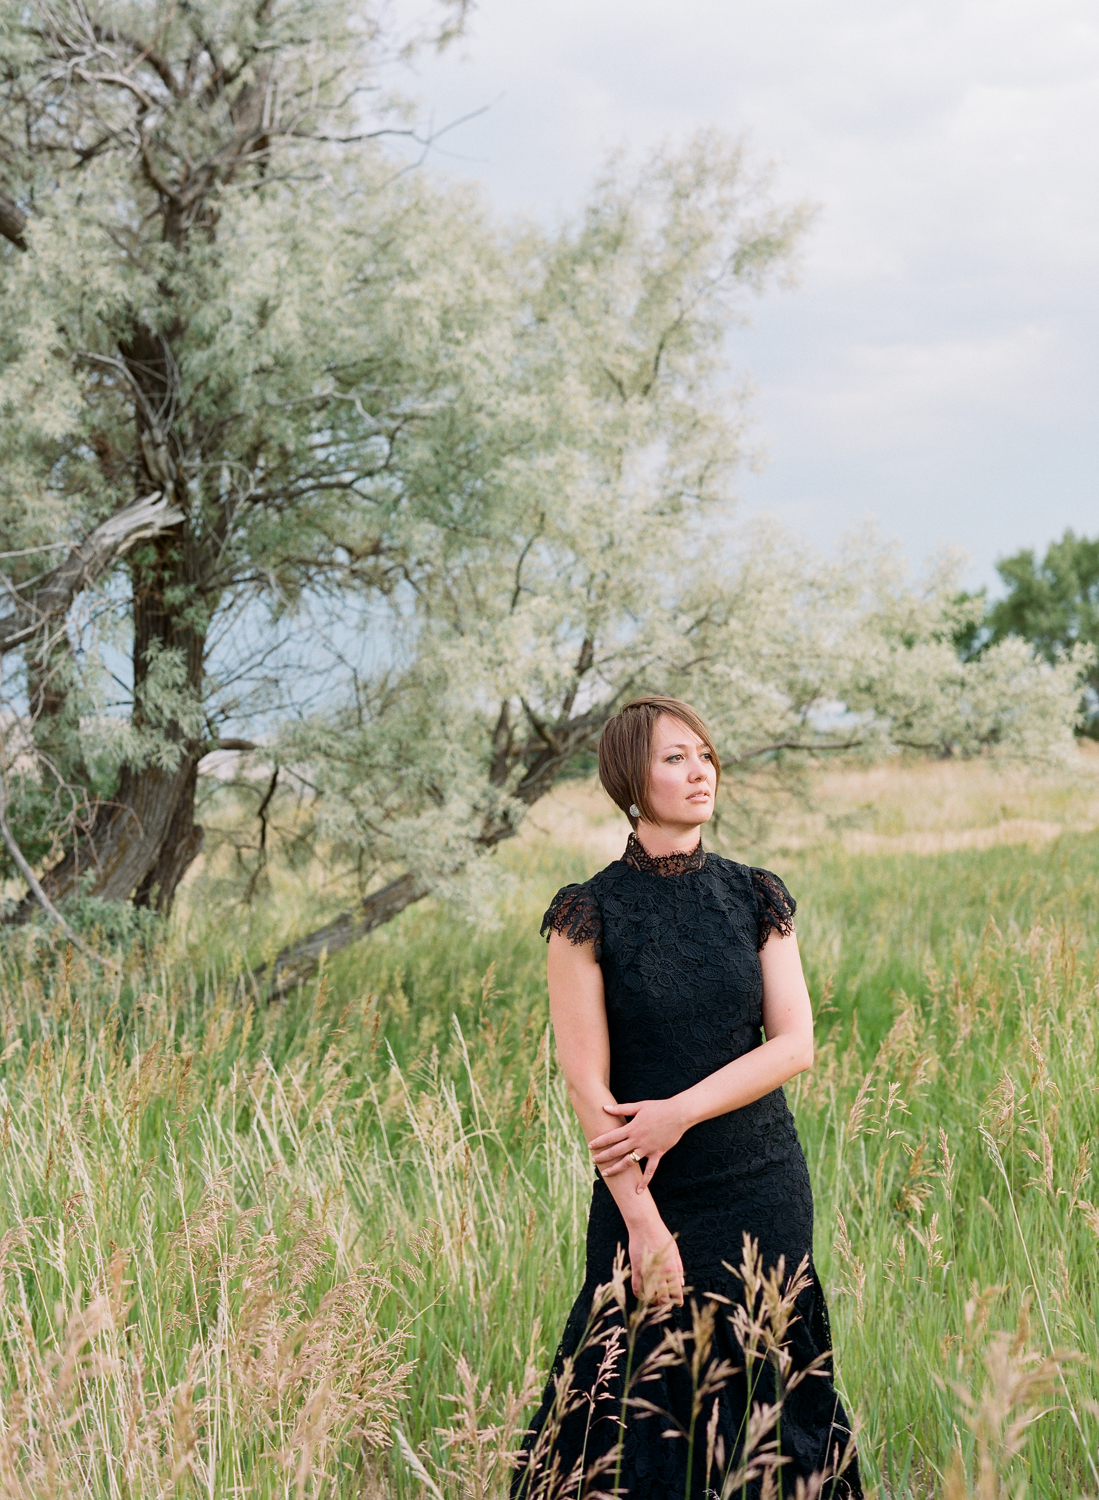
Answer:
[
  {"xmin": 278, "ymin": 522, "xmax": 1088, "ymax": 903},
  {"xmin": 0, "ymin": 0, "xmax": 527, "ymax": 885},
  {"xmin": 0, "ymin": 0, "xmax": 1088, "ymax": 925},
  {"xmin": 271, "ymin": 131, "xmax": 1086, "ymax": 904}
]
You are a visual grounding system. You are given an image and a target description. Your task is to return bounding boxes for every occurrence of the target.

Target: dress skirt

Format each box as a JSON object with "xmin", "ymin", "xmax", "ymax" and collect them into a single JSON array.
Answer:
[{"xmin": 512, "ymin": 1153, "xmax": 860, "ymax": 1500}]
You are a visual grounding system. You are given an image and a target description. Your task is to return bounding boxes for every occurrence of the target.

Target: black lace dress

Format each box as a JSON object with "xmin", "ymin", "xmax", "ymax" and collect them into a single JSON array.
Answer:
[{"xmin": 512, "ymin": 835, "xmax": 860, "ymax": 1500}]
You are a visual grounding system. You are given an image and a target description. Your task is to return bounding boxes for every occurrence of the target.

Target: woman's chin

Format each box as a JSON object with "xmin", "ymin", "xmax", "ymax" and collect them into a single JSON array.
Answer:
[{"xmin": 683, "ymin": 803, "xmax": 714, "ymax": 826}]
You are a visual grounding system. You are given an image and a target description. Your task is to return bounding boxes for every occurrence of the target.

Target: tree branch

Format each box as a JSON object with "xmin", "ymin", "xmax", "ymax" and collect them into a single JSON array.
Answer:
[
  {"xmin": 0, "ymin": 188, "xmax": 28, "ymax": 250},
  {"xmin": 258, "ymin": 871, "xmax": 428, "ymax": 998},
  {"xmin": 0, "ymin": 751, "xmax": 115, "ymax": 968},
  {"xmin": 89, "ymin": 24, "xmax": 181, "ymax": 97},
  {"xmin": 732, "ymin": 737, "xmax": 868, "ymax": 761},
  {"xmin": 0, "ymin": 493, "xmax": 184, "ymax": 656}
]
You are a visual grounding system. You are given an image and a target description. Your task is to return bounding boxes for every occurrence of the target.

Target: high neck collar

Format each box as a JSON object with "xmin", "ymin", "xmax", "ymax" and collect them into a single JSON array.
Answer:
[{"xmin": 622, "ymin": 830, "xmax": 706, "ymax": 877}]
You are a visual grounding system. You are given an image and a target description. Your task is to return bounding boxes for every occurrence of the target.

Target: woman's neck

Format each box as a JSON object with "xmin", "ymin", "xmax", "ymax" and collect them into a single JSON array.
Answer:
[{"xmin": 631, "ymin": 822, "xmax": 704, "ymax": 858}]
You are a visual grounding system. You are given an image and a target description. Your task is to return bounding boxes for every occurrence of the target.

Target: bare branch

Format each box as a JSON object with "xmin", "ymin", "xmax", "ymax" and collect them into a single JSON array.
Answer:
[
  {"xmin": 0, "ymin": 493, "xmax": 184, "ymax": 656},
  {"xmin": 0, "ymin": 744, "xmax": 115, "ymax": 968},
  {"xmin": 89, "ymin": 25, "xmax": 181, "ymax": 98},
  {"xmin": 243, "ymin": 764, "xmax": 279, "ymax": 903},
  {"xmin": 71, "ymin": 67, "xmax": 158, "ymax": 110},
  {"xmin": 733, "ymin": 738, "xmax": 867, "ymax": 761}
]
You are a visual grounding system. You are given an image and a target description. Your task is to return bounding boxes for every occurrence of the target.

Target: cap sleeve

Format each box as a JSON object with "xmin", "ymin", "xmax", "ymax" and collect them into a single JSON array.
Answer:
[
  {"xmin": 750, "ymin": 867, "xmax": 796, "ymax": 949},
  {"xmin": 540, "ymin": 884, "xmax": 603, "ymax": 959}
]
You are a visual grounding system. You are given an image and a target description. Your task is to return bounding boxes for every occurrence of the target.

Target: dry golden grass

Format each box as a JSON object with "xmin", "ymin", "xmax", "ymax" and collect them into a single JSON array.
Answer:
[
  {"xmin": 0, "ymin": 751, "xmax": 1097, "ymax": 1496},
  {"xmin": 517, "ymin": 747, "xmax": 1099, "ymax": 864}
]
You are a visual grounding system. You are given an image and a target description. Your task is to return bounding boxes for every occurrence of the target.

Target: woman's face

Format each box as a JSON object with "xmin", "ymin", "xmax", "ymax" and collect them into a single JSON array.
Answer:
[{"xmin": 643, "ymin": 715, "xmax": 716, "ymax": 830}]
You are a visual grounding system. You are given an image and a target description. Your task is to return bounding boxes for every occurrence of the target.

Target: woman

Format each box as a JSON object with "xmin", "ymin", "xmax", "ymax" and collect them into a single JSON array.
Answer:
[{"xmin": 513, "ymin": 696, "xmax": 860, "ymax": 1500}]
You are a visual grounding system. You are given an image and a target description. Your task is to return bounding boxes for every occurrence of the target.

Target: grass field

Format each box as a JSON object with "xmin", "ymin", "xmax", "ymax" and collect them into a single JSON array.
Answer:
[{"xmin": 0, "ymin": 755, "xmax": 1097, "ymax": 1498}]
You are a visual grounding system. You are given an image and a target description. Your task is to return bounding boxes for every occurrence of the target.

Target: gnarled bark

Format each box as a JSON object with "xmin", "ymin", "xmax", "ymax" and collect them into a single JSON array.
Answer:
[
  {"xmin": 7, "ymin": 755, "xmax": 198, "ymax": 922},
  {"xmin": 132, "ymin": 756, "xmax": 204, "ymax": 912},
  {"xmin": 6, "ymin": 493, "xmax": 205, "ymax": 923}
]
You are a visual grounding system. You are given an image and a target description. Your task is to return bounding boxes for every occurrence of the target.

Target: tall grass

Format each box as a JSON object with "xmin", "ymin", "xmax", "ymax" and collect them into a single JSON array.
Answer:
[{"xmin": 0, "ymin": 823, "xmax": 1096, "ymax": 1496}]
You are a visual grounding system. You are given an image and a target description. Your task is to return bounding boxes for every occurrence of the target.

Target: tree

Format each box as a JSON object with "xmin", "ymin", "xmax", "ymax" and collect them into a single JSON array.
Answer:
[
  {"xmin": 985, "ymin": 531, "xmax": 1099, "ymax": 735},
  {"xmin": 0, "ymin": 2, "xmax": 1087, "ymax": 986},
  {"xmin": 0, "ymin": 0, "xmax": 808, "ymax": 938},
  {"xmin": 0, "ymin": 0, "xmax": 479, "ymax": 913}
]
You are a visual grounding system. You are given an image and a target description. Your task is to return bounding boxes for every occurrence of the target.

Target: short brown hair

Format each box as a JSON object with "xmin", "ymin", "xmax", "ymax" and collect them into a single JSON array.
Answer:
[{"xmin": 598, "ymin": 696, "xmax": 721, "ymax": 829}]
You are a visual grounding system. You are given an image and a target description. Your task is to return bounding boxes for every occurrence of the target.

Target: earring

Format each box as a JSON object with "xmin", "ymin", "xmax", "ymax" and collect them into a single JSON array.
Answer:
[{"xmin": 628, "ymin": 804, "xmax": 640, "ymax": 819}]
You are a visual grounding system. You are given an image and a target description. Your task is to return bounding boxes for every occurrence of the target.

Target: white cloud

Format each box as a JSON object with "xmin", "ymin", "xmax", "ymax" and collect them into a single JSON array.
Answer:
[
  {"xmin": 791, "ymin": 325, "xmax": 1063, "ymax": 442},
  {"xmin": 391, "ymin": 0, "xmax": 1099, "ymax": 585}
]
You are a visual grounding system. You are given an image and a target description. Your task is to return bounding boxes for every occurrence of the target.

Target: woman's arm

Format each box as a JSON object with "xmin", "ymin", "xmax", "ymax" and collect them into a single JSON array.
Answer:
[
  {"xmin": 589, "ymin": 929, "xmax": 814, "ymax": 1192},
  {"xmin": 547, "ymin": 929, "xmax": 684, "ymax": 1303}
]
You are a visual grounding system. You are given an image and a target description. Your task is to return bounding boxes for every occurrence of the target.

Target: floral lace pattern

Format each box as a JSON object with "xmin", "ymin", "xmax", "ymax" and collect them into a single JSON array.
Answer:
[
  {"xmin": 753, "ymin": 864, "xmax": 798, "ymax": 945},
  {"xmin": 621, "ymin": 829, "xmax": 707, "ymax": 876},
  {"xmin": 517, "ymin": 851, "xmax": 861, "ymax": 1499}
]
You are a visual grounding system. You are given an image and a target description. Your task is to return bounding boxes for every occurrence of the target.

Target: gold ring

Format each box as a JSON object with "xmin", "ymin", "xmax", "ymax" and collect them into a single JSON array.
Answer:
[{"xmin": 628, "ymin": 1150, "xmax": 642, "ymax": 1163}]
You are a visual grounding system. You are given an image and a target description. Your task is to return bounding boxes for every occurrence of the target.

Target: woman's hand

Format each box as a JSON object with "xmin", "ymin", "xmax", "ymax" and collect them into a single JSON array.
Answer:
[
  {"xmin": 627, "ymin": 1212, "xmax": 685, "ymax": 1305},
  {"xmin": 589, "ymin": 1097, "xmax": 690, "ymax": 1192}
]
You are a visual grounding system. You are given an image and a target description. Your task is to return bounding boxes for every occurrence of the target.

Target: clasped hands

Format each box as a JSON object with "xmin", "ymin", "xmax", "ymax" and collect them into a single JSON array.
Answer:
[{"xmin": 588, "ymin": 1095, "xmax": 688, "ymax": 1193}]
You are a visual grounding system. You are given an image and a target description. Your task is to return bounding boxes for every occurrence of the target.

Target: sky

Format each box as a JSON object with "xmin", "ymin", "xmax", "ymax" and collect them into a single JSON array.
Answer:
[{"xmin": 389, "ymin": 0, "xmax": 1099, "ymax": 591}]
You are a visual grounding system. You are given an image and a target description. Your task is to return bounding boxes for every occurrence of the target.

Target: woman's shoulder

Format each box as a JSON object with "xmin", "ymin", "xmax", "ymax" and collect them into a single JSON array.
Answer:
[
  {"xmin": 704, "ymin": 855, "xmax": 797, "ymax": 947},
  {"xmin": 700, "ymin": 851, "xmax": 755, "ymax": 896},
  {"xmin": 539, "ymin": 860, "xmax": 625, "ymax": 954},
  {"xmin": 747, "ymin": 864, "xmax": 796, "ymax": 909}
]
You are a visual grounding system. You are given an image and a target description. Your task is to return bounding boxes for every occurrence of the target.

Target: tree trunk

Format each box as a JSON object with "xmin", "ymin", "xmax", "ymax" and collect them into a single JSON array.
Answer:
[
  {"xmin": 132, "ymin": 756, "xmax": 204, "ymax": 912},
  {"xmin": 120, "ymin": 484, "xmax": 207, "ymax": 912},
  {"xmin": 9, "ymin": 509, "xmax": 206, "ymax": 921},
  {"xmin": 0, "ymin": 187, "xmax": 27, "ymax": 250},
  {"xmin": 7, "ymin": 756, "xmax": 200, "ymax": 921}
]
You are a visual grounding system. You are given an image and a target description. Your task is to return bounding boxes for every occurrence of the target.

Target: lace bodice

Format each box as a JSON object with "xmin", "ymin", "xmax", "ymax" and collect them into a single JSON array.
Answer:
[{"xmin": 540, "ymin": 846, "xmax": 801, "ymax": 1185}]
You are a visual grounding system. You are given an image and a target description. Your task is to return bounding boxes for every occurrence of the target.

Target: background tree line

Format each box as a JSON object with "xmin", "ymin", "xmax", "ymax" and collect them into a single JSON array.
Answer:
[
  {"xmin": 957, "ymin": 531, "xmax": 1099, "ymax": 736},
  {"xmin": 0, "ymin": 0, "xmax": 1090, "ymax": 991}
]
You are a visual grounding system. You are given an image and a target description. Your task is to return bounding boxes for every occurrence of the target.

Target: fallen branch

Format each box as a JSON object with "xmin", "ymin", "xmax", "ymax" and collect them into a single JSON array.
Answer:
[
  {"xmin": 0, "ymin": 492, "xmax": 184, "ymax": 655},
  {"xmin": 258, "ymin": 870, "xmax": 429, "ymax": 998},
  {"xmin": 250, "ymin": 720, "xmax": 877, "ymax": 997},
  {"xmin": 258, "ymin": 704, "xmax": 612, "ymax": 994}
]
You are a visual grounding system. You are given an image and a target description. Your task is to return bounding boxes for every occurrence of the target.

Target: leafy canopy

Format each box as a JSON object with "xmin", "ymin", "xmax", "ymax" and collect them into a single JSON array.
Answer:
[{"xmin": 0, "ymin": 0, "xmax": 1089, "ymax": 951}]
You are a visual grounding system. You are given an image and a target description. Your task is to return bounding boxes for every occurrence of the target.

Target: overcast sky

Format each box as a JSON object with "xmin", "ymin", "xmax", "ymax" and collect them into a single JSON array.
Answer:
[{"xmin": 388, "ymin": 0, "xmax": 1099, "ymax": 590}]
